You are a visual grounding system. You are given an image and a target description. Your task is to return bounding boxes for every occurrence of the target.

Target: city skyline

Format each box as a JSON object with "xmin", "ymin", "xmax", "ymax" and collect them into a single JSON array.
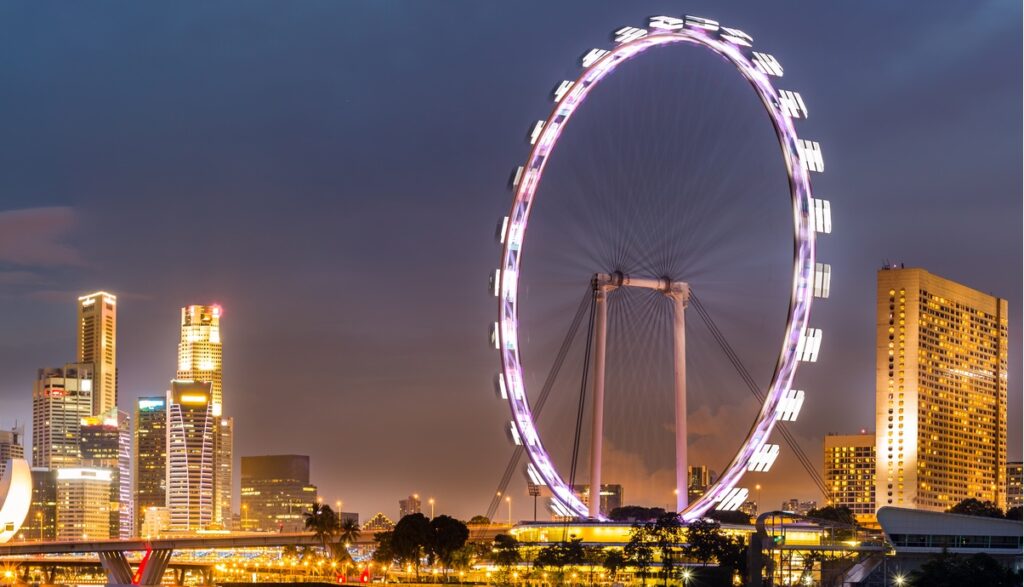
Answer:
[{"xmin": 0, "ymin": 2, "xmax": 1020, "ymax": 521}]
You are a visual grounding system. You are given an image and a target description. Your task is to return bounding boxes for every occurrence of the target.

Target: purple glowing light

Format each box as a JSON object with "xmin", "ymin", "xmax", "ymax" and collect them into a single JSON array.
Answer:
[{"xmin": 496, "ymin": 20, "xmax": 821, "ymax": 521}]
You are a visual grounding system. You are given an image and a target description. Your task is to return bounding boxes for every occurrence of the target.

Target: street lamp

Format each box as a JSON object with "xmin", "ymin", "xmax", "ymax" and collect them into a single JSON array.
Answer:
[
  {"xmin": 681, "ymin": 569, "xmax": 692, "ymax": 585},
  {"xmin": 429, "ymin": 498, "xmax": 435, "ymax": 519},
  {"xmin": 505, "ymin": 496, "xmax": 512, "ymax": 526},
  {"xmin": 755, "ymin": 484, "xmax": 762, "ymax": 515}
]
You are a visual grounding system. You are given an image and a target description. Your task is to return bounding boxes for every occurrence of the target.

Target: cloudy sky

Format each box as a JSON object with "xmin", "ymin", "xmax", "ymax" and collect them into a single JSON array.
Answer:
[{"xmin": 0, "ymin": 1, "xmax": 1020, "ymax": 521}]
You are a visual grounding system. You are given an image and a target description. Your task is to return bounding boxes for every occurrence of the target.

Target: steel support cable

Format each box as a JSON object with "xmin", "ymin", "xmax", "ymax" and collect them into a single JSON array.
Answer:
[
  {"xmin": 484, "ymin": 288, "xmax": 593, "ymax": 523},
  {"xmin": 568, "ymin": 287, "xmax": 598, "ymax": 489},
  {"xmin": 689, "ymin": 293, "xmax": 827, "ymax": 495},
  {"xmin": 689, "ymin": 292, "xmax": 830, "ymax": 499},
  {"xmin": 690, "ymin": 293, "xmax": 829, "ymax": 498}
]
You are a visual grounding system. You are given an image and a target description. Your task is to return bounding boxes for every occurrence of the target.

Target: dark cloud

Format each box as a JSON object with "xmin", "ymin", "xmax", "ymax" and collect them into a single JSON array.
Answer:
[{"xmin": 0, "ymin": 207, "xmax": 81, "ymax": 267}]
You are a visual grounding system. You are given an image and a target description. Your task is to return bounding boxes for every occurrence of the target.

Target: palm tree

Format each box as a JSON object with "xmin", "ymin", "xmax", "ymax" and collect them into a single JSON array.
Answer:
[
  {"xmin": 338, "ymin": 517, "xmax": 362, "ymax": 546},
  {"xmin": 304, "ymin": 502, "xmax": 338, "ymax": 557}
]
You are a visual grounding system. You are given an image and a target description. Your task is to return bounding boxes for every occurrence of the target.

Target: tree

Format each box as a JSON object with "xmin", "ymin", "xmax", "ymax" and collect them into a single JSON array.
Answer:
[
  {"xmin": 468, "ymin": 515, "xmax": 491, "ymax": 525},
  {"xmin": 429, "ymin": 515, "xmax": 470, "ymax": 580},
  {"xmin": 493, "ymin": 534, "xmax": 522, "ymax": 571},
  {"xmin": 653, "ymin": 514, "xmax": 683, "ymax": 586},
  {"xmin": 706, "ymin": 510, "xmax": 752, "ymax": 525},
  {"xmin": 602, "ymin": 550, "xmax": 625, "ymax": 582},
  {"xmin": 534, "ymin": 538, "xmax": 583, "ymax": 583},
  {"xmin": 372, "ymin": 531, "xmax": 396, "ymax": 581},
  {"xmin": 683, "ymin": 519, "xmax": 722, "ymax": 566},
  {"xmin": 392, "ymin": 513, "xmax": 432, "ymax": 581},
  {"xmin": 1005, "ymin": 506, "xmax": 1022, "ymax": 521},
  {"xmin": 304, "ymin": 502, "xmax": 338, "ymax": 556},
  {"xmin": 805, "ymin": 505, "xmax": 858, "ymax": 526},
  {"xmin": 624, "ymin": 523, "xmax": 656, "ymax": 585},
  {"xmin": 609, "ymin": 506, "xmax": 667, "ymax": 522},
  {"xmin": 714, "ymin": 535, "xmax": 747, "ymax": 578},
  {"xmin": 947, "ymin": 498, "xmax": 1004, "ymax": 518},
  {"xmin": 909, "ymin": 552, "xmax": 1021, "ymax": 587}
]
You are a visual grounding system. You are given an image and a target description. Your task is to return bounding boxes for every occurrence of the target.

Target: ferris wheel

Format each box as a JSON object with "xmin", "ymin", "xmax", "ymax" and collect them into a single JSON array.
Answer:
[{"xmin": 490, "ymin": 14, "xmax": 832, "ymax": 521}]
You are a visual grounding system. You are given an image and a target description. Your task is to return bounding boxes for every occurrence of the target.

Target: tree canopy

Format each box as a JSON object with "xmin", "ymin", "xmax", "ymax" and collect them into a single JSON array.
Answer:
[
  {"xmin": 909, "ymin": 552, "xmax": 1021, "ymax": 587},
  {"xmin": 946, "ymin": 498, "xmax": 1006, "ymax": 519},
  {"xmin": 610, "ymin": 505, "xmax": 667, "ymax": 522}
]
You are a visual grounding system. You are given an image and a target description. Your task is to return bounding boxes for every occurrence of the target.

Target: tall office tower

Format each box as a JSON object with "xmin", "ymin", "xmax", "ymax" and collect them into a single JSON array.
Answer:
[
  {"xmin": 214, "ymin": 417, "xmax": 233, "ymax": 527},
  {"xmin": 80, "ymin": 409, "xmax": 133, "ymax": 538},
  {"xmin": 875, "ymin": 267, "xmax": 1009, "ymax": 512},
  {"xmin": 32, "ymin": 363, "xmax": 93, "ymax": 469},
  {"xmin": 77, "ymin": 292, "xmax": 117, "ymax": 415},
  {"xmin": 1007, "ymin": 462, "xmax": 1023, "ymax": 510},
  {"xmin": 56, "ymin": 467, "xmax": 112, "ymax": 540},
  {"xmin": 0, "ymin": 426, "xmax": 25, "ymax": 477},
  {"xmin": 399, "ymin": 494, "xmax": 421, "ymax": 518},
  {"xmin": 18, "ymin": 468, "xmax": 57, "ymax": 541},
  {"xmin": 687, "ymin": 465, "xmax": 714, "ymax": 501},
  {"xmin": 134, "ymin": 397, "xmax": 167, "ymax": 533},
  {"xmin": 175, "ymin": 305, "xmax": 231, "ymax": 527},
  {"xmin": 176, "ymin": 305, "xmax": 223, "ymax": 414},
  {"xmin": 824, "ymin": 432, "xmax": 877, "ymax": 525},
  {"xmin": 166, "ymin": 381, "xmax": 215, "ymax": 532},
  {"xmin": 572, "ymin": 484, "xmax": 624, "ymax": 516},
  {"xmin": 240, "ymin": 455, "xmax": 317, "ymax": 532},
  {"xmin": 780, "ymin": 498, "xmax": 817, "ymax": 516}
]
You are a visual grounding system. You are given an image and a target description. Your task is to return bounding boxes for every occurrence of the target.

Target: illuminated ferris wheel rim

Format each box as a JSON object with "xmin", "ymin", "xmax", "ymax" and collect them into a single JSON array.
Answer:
[{"xmin": 493, "ymin": 15, "xmax": 830, "ymax": 521}]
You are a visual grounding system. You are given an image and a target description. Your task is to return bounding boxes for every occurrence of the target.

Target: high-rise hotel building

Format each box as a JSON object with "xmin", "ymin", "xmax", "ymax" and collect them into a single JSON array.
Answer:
[
  {"xmin": 176, "ymin": 305, "xmax": 232, "ymax": 527},
  {"xmin": 166, "ymin": 380, "xmax": 215, "ymax": 532},
  {"xmin": 80, "ymin": 408, "xmax": 133, "ymax": 538},
  {"xmin": 824, "ymin": 432, "xmax": 876, "ymax": 525},
  {"xmin": 875, "ymin": 267, "xmax": 1008, "ymax": 512},
  {"xmin": 77, "ymin": 292, "xmax": 117, "ymax": 416}
]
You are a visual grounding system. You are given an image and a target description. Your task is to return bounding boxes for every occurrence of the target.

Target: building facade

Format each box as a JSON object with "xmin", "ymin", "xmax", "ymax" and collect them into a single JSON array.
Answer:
[
  {"xmin": 166, "ymin": 381, "xmax": 214, "ymax": 532},
  {"xmin": 0, "ymin": 426, "xmax": 25, "ymax": 477},
  {"xmin": 572, "ymin": 484, "xmax": 624, "ymax": 516},
  {"xmin": 687, "ymin": 465, "xmax": 714, "ymax": 501},
  {"xmin": 32, "ymin": 363, "xmax": 93, "ymax": 469},
  {"xmin": 240, "ymin": 455, "xmax": 317, "ymax": 532},
  {"xmin": 80, "ymin": 408, "xmax": 133, "ymax": 538},
  {"xmin": 134, "ymin": 397, "xmax": 167, "ymax": 534},
  {"xmin": 399, "ymin": 494, "xmax": 421, "ymax": 518},
  {"xmin": 176, "ymin": 305, "xmax": 231, "ymax": 528},
  {"xmin": 77, "ymin": 292, "xmax": 117, "ymax": 416},
  {"xmin": 1007, "ymin": 462, "xmax": 1023, "ymax": 510},
  {"xmin": 824, "ymin": 432, "xmax": 876, "ymax": 525},
  {"xmin": 18, "ymin": 468, "xmax": 57, "ymax": 542},
  {"xmin": 56, "ymin": 467, "xmax": 112, "ymax": 541},
  {"xmin": 781, "ymin": 498, "xmax": 817, "ymax": 516},
  {"xmin": 875, "ymin": 268, "xmax": 1009, "ymax": 512}
]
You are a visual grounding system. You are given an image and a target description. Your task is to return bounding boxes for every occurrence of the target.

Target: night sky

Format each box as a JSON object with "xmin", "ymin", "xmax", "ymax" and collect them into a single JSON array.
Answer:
[{"xmin": 1, "ymin": 1, "xmax": 1020, "ymax": 521}]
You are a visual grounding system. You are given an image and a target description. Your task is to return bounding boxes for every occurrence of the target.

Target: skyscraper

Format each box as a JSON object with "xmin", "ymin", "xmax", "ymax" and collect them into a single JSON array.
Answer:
[
  {"xmin": 56, "ymin": 467, "xmax": 112, "ymax": 540},
  {"xmin": 1007, "ymin": 462, "xmax": 1023, "ymax": 510},
  {"xmin": 77, "ymin": 292, "xmax": 117, "ymax": 416},
  {"xmin": 399, "ymin": 494, "xmax": 421, "ymax": 518},
  {"xmin": 214, "ymin": 417, "xmax": 233, "ymax": 527},
  {"xmin": 0, "ymin": 426, "xmax": 25, "ymax": 477},
  {"xmin": 80, "ymin": 408, "xmax": 133, "ymax": 538},
  {"xmin": 134, "ymin": 397, "xmax": 167, "ymax": 533},
  {"xmin": 824, "ymin": 432, "xmax": 876, "ymax": 525},
  {"xmin": 176, "ymin": 305, "xmax": 231, "ymax": 528},
  {"xmin": 240, "ymin": 455, "xmax": 317, "ymax": 532},
  {"xmin": 32, "ymin": 363, "xmax": 93, "ymax": 469},
  {"xmin": 19, "ymin": 468, "xmax": 57, "ymax": 542},
  {"xmin": 176, "ymin": 305, "xmax": 223, "ymax": 414},
  {"xmin": 875, "ymin": 267, "xmax": 1009, "ymax": 512},
  {"xmin": 572, "ymin": 484, "xmax": 624, "ymax": 516},
  {"xmin": 166, "ymin": 380, "xmax": 214, "ymax": 532}
]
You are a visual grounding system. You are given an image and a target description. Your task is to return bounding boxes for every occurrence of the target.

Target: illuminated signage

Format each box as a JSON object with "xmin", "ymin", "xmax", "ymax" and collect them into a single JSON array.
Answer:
[
  {"xmin": 138, "ymin": 399, "xmax": 165, "ymax": 411},
  {"xmin": 178, "ymin": 394, "xmax": 209, "ymax": 405}
]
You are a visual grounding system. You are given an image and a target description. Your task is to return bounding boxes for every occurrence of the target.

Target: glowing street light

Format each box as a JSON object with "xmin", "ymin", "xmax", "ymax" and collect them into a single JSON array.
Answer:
[
  {"xmin": 681, "ymin": 569, "xmax": 692, "ymax": 585},
  {"xmin": 505, "ymin": 496, "xmax": 512, "ymax": 525},
  {"xmin": 429, "ymin": 498, "xmax": 435, "ymax": 519}
]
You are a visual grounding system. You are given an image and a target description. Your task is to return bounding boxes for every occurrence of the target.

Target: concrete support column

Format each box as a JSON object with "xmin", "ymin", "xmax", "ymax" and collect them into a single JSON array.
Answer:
[{"xmin": 98, "ymin": 551, "xmax": 134, "ymax": 585}]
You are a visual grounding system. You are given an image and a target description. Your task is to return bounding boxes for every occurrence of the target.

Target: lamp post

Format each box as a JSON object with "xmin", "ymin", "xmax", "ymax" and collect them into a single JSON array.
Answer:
[
  {"xmin": 755, "ymin": 484, "xmax": 762, "ymax": 516},
  {"xmin": 505, "ymin": 496, "xmax": 512, "ymax": 526},
  {"xmin": 429, "ymin": 498, "xmax": 435, "ymax": 519}
]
